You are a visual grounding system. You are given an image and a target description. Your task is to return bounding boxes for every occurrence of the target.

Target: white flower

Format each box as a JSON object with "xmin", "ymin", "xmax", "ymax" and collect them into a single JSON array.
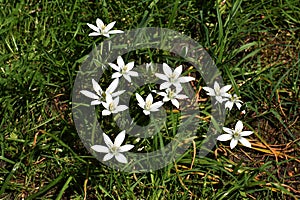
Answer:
[
  {"xmin": 91, "ymin": 130, "xmax": 134, "ymax": 163},
  {"xmin": 203, "ymin": 81, "xmax": 231, "ymax": 103},
  {"xmin": 155, "ymin": 63, "xmax": 195, "ymax": 90},
  {"xmin": 157, "ymin": 87, "xmax": 188, "ymax": 108},
  {"xmin": 217, "ymin": 120, "xmax": 253, "ymax": 149},
  {"xmin": 87, "ymin": 18, "xmax": 123, "ymax": 37},
  {"xmin": 109, "ymin": 56, "xmax": 139, "ymax": 83},
  {"xmin": 136, "ymin": 93, "xmax": 163, "ymax": 115},
  {"xmin": 225, "ymin": 94, "xmax": 243, "ymax": 110},
  {"xmin": 102, "ymin": 94, "xmax": 128, "ymax": 116},
  {"xmin": 80, "ymin": 79, "xmax": 125, "ymax": 105}
]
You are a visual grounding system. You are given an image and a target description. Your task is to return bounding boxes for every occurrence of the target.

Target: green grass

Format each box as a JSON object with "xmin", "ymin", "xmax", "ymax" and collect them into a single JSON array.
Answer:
[{"xmin": 1, "ymin": 0, "xmax": 299, "ymax": 199}]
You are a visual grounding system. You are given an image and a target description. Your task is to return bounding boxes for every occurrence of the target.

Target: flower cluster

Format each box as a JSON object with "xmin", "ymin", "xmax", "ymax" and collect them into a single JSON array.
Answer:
[
  {"xmin": 84, "ymin": 18, "xmax": 254, "ymax": 164},
  {"xmin": 203, "ymin": 81, "xmax": 253, "ymax": 149},
  {"xmin": 84, "ymin": 19, "xmax": 195, "ymax": 163},
  {"xmin": 136, "ymin": 63, "xmax": 194, "ymax": 115}
]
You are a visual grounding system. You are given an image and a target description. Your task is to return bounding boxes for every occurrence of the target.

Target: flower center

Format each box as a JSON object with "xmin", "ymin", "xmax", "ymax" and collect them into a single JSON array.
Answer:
[
  {"xmin": 215, "ymin": 88, "xmax": 221, "ymax": 96},
  {"xmin": 168, "ymin": 90, "xmax": 175, "ymax": 99},
  {"xmin": 145, "ymin": 100, "xmax": 152, "ymax": 110},
  {"xmin": 101, "ymin": 92, "xmax": 106, "ymax": 99},
  {"xmin": 122, "ymin": 65, "xmax": 128, "ymax": 74},
  {"xmin": 109, "ymin": 102, "xmax": 115, "ymax": 111},
  {"xmin": 169, "ymin": 73, "xmax": 177, "ymax": 83},
  {"xmin": 101, "ymin": 25, "xmax": 106, "ymax": 31},
  {"xmin": 110, "ymin": 145, "xmax": 119, "ymax": 154},
  {"xmin": 233, "ymin": 131, "xmax": 240, "ymax": 139}
]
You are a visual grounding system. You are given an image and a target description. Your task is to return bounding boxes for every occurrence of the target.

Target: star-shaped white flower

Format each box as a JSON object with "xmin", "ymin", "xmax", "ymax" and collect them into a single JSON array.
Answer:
[
  {"xmin": 80, "ymin": 79, "xmax": 125, "ymax": 105},
  {"xmin": 156, "ymin": 87, "xmax": 188, "ymax": 108},
  {"xmin": 155, "ymin": 63, "xmax": 195, "ymax": 90},
  {"xmin": 217, "ymin": 120, "xmax": 253, "ymax": 149},
  {"xmin": 225, "ymin": 94, "xmax": 243, "ymax": 110},
  {"xmin": 109, "ymin": 56, "xmax": 139, "ymax": 83},
  {"xmin": 91, "ymin": 130, "xmax": 134, "ymax": 163},
  {"xmin": 136, "ymin": 93, "xmax": 164, "ymax": 115},
  {"xmin": 203, "ymin": 81, "xmax": 231, "ymax": 103},
  {"xmin": 102, "ymin": 94, "xmax": 128, "ymax": 116},
  {"xmin": 87, "ymin": 18, "xmax": 124, "ymax": 37}
]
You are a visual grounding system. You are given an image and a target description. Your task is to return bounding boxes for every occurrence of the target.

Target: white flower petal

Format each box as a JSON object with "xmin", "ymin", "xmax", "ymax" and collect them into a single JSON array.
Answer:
[
  {"xmin": 105, "ymin": 21, "xmax": 116, "ymax": 31},
  {"xmin": 222, "ymin": 92, "xmax": 231, "ymax": 98},
  {"xmin": 136, "ymin": 93, "xmax": 145, "ymax": 108},
  {"xmin": 239, "ymin": 137, "xmax": 251, "ymax": 148},
  {"xmin": 175, "ymin": 87, "xmax": 183, "ymax": 93},
  {"xmin": 91, "ymin": 145, "xmax": 109, "ymax": 153},
  {"xmin": 173, "ymin": 83, "xmax": 183, "ymax": 91},
  {"xmin": 143, "ymin": 110, "xmax": 150, "ymax": 115},
  {"xmin": 230, "ymin": 139, "xmax": 238, "ymax": 149},
  {"xmin": 240, "ymin": 131, "xmax": 253, "ymax": 137},
  {"xmin": 102, "ymin": 101, "xmax": 109, "ymax": 108},
  {"xmin": 202, "ymin": 87, "xmax": 215, "ymax": 96},
  {"xmin": 163, "ymin": 96, "xmax": 170, "ymax": 102},
  {"xmin": 214, "ymin": 82, "xmax": 220, "ymax": 91},
  {"xmin": 150, "ymin": 101, "xmax": 164, "ymax": 110},
  {"xmin": 163, "ymin": 63, "xmax": 172, "ymax": 76},
  {"xmin": 87, "ymin": 23, "xmax": 99, "ymax": 32},
  {"xmin": 103, "ymin": 133, "xmax": 113, "ymax": 148},
  {"xmin": 91, "ymin": 100, "xmax": 102, "ymax": 105},
  {"xmin": 157, "ymin": 92, "xmax": 167, "ymax": 97},
  {"xmin": 96, "ymin": 18, "xmax": 104, "ymax": 29},
  {"xmin": 111, "ymin": 90, "xmax": 125, "ymax": 97},
  {"xmin": 174, "ymin": 65, "xmax": 183, "ymax": 76},
  {"xmin": 113, "ymin": 96, "xmax": 120, "ymax": 106},
  {"xmin": 128, "ymin": 71, "xmax": 139, "ymax": 77},
  {"xmin": 89, "ymin": 32, "xmax": 101, "ymax": 36},
  {"xmin": 117, "ymin": 56, "xmax": 125, "ymax": 68},
  {"xmin": 160, "ymin": 82, "xmax": 172, "ymax": 90},
  {"xmin": 105, "ymin": 94, "xmax": 113, "ymax": 103},
  {"xmin": 178, "ymin": 76, "xmax": 195, "ymax": 83},
  {"xmin": 119, "ymin": 144, "xmax": 134, "ymax": 152},
  {"xmin": 126, "ymin": 62, "xmax": 134, "ymax": 71},
  {"xmin": 217, "ymin": 134, "xmax": 232, "ymax": 141},
  {"xmin": 80, "ymin": 90, "xmax": 99, "ymax": 100},
  {"xmin": 109, "ymin": 63, "xmax": 120, "ymax": 71},
  {"xmin": 115, "ymin": 153, "xmax": 128, "ymax": 163},
  {"xmin": 103, "ymin": 153, "xmax": 114, "ymax": 161},
  {"xmin": 155, "ymin": 73, "xmax": 169, "ymax": 81},
  {"xmin": 115, "ymin": 105, "xmax": 128, "ymax": 112},
  {"xmin": 176, "ymin": 94, "xmax": 188, "ymax": 99},
  {"xmin": 123, "ymin": 74, "xmax": 132, "ymax": 82},
  {"xmin": 107, "ymin": 78, "xmax": 119, "ymax": 93},
  {"xmin": 236, "ymin": 102, "xmax": 242, "ymax": 110},
  {"xmin": 216, "ymin": 96, "xmax": 224, "ymax": 103},
  {"xmin": 92, "ymin": 79, "xmax": 102, "ymax": 95},
  {"xmin": 225, "ymin": 101, "xmax": 233, "ymax": 110},
  {"xmin": 112, "ymin": 72, "xmax": 122, "ymax": 79},
  {"xmin": 220, "ymin": 85, "xmax": 232, "ymax": 93},
  {"xmin": 171, "ymin": 99, "xmax": 179, "ymax": 108},
  {"xmin": 222, "ymin": 127, "xmax": 233, "ymax": 134},
  {"xmin": 114, "ymin": 130, "xmax": 126, "ymax": 147},
  {"xmin": 108, "ymin": 30, "xmax": 124, "ymax": 34},
  {"xmin": 235, "ymin": 120, "xmax": 243, "ymax": 133},
  {"xmin": 102, "ymin": 110, "xmax": 111, "ymax": 116},
  {"xmin": 146, "ymin": 94, "xmax": 153, "ymax": 103}
]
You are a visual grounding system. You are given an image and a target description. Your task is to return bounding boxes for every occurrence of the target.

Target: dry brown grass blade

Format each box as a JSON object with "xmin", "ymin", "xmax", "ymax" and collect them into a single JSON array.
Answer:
[
  {"xmin": 251, "ymin": 140, "xmax": 300, "ymax": 163},
  {"xmin": 174, "ymin": 161, "xmax": 194, "ymax": 197}
]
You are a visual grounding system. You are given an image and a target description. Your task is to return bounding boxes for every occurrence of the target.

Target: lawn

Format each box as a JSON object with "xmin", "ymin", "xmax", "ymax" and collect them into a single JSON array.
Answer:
[{"xmin": 1, "ymin": 0, "xmax": 299, "ymax": 199}]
